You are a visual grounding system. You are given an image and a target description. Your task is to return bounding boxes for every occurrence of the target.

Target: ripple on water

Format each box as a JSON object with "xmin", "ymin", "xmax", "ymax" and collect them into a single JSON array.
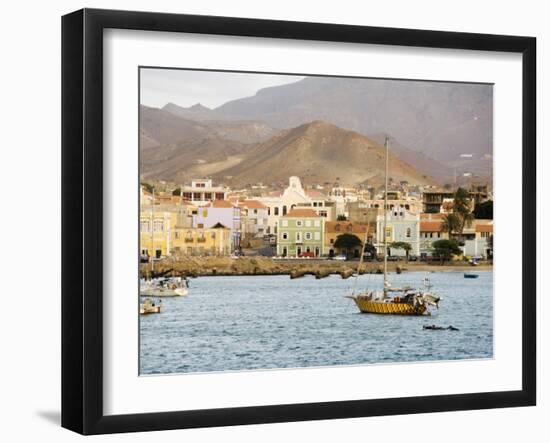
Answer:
[{"xmin": 139, "ymin": 271, "xmax": 493, "ymax": 375}]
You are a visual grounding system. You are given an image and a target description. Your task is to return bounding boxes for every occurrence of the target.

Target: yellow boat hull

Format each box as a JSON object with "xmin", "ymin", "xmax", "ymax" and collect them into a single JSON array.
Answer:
[{"xmin": 353, "ymin": 298, "xmax": 427, "ymax": 315}]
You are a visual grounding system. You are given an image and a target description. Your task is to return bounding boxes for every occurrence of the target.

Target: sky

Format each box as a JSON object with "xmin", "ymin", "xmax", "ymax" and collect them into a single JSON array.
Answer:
[{"xmin": 140, "ymin": 68, "xmax": 304, "ymax": 109}]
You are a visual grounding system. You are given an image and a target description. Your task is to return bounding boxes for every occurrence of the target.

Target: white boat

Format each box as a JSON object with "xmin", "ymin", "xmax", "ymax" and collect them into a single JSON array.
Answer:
[
  {"xmin": 140, "ymin": 276, "xmax": 189, "ymax": 297},
  {"xmin": 140, "ymin": 298, "xmax": 161, "ymax": 315}
]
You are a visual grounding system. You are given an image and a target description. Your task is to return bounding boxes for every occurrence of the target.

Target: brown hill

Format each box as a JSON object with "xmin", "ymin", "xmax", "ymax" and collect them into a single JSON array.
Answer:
[
  {"xmin": 212, "ymin": 121, "xmax": 437, "ymax": 187},
  {"xmin": 141, "ymin": 104, "xmax": 276, "ymax": 148},
  {"xmin": 140, "ymin": 105, "xmax": 211, "ymax": 147},
  {"xmin": 140, "ymin": 136, "xmax": 253, "ymax": 181}
]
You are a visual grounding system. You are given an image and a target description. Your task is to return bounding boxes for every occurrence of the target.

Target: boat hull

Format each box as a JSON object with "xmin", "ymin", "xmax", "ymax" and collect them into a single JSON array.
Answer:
[
  {"xmin": 140, "ymin": 306, "xmax": 161, "ymax": 315},
  {"xmin": 140, "ymin": 287, "xmax": 188, "ymax": 297},
  {"xmin": 464, "ymin": 273, "xmax": 479, "ymax": 279},
  {"xmin": 352, "ymin": 298, "xmax": 427, "ymax": 315}
]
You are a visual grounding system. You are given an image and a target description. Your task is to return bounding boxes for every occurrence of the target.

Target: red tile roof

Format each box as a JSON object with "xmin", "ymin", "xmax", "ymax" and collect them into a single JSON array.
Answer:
[
  {"xmin": 238, "ymin": 200, "xmax": 267, "ymax": 210},
  {"xmin": 325, "ymin": 221, "xmax": 368, "ymax": 234},
  {"xmin": 206, "ymin": 200, "xmax": 235, "ymax": 208},
  {"xmin": 420, "ymin": 221, "xmax": 443, "ymax": 232},
  {"xmin": 476, "ymin": 224, "xmax": 493, "ymax": 233}
]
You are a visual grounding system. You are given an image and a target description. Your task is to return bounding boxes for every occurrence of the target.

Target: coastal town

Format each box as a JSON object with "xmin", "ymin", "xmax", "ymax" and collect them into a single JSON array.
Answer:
[{"xmin": 140, "ymin": 175, "xmax": 493, "ymax": 276}]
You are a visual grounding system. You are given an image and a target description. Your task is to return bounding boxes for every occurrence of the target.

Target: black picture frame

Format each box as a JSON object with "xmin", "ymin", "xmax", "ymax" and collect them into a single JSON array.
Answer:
[{"xmin": 61, "ymin": 8, "xmax": 536, "ymax": 435}]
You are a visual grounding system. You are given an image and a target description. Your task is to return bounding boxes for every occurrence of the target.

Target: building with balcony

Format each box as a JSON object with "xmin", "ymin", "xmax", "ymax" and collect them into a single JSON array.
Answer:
[{"xmin": 179, "ymin": 179, "xmax": 229, "ymax": 206}]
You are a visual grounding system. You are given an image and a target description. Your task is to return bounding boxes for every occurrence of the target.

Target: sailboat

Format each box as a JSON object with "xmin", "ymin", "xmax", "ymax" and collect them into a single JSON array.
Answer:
[
  {"xmin": 140, "ymin": 187, "xmax": 189, "ymax": 297},
  {"xmin": 346, "ymin": 137, "xmax": 441, "ymax": 315}
]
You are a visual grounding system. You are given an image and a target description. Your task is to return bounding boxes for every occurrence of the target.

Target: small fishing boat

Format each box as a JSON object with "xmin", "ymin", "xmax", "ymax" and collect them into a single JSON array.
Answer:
[
  {"xmin": 464, "ymin": 273, "xmax": 479, "ymax": 279},
  {"xmin": 140, "ymin": 298, "xmax": 161, "ymax": 315},
  {"xmin": 140, "ymin": 276, "xmax": 189, "ymax": 297}
]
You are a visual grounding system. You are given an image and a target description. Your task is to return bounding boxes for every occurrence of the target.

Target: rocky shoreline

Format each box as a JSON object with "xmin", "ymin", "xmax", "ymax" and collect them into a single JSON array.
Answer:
[{"xmin": 140, "ymin": 256, "xmax": 492, "ymax": 279}]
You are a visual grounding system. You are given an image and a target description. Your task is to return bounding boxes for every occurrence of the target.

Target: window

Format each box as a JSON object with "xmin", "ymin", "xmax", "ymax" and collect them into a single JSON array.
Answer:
[
  {"xmin": 314, "ymin": 232, "xmax": 321, "ymax": 240},
  {"xmin": 335, "ymin": 224, "xmax": 341, "ymax": 232},
  {"xmin": 274, "ymin": 207, "xmax": 279, "ymax": 216},
  {"xmin": 406, "ymin": 227, "xmax": 411, "ymax": 238},
  {"xmin": 305, "ymin": 232, "xmax": 312, "ymax": 240},
  {"xmin": 330, "ymin": 238, "xmax": 334, "ymax": 244},
  {"xmin": 282, "ymin": 205, "xmax": 287, "ymax": 215},
  {"xmin": 215, "ymin": 192, "xmax": 225, "ymax": 200},
  {"xmin": 282, "ymin": 247, "xmax": 287, "ymax": 257},
  {"xmin": 305, "ymin": 220, "xmax": 312, "ymax": 227},
  {"xmin": 204, "ymin": 192, "xmax": 212, "ymax": 200},
  {"xmin": 253, "ymin": 209, "xmax": 258, "ymax": 214},
  {"xmin": 296, "ymin": 220, "xmax": 303, "ymax": 227},
  {"xmin": 282, "ymin": 232, "xmax": 288, "ymax": 240},
  {"xmin": 296, "ymin": 232, "xmax": 302, "ymax": 241},
  {"xmin": 140, "ymin": 221, "xmax": 150, "ymax": 232},
  {"xmin": 281, "ymin": 220, "xmax": 288, "ymax": 227},
  {"xmin": 314, "ymin": 220, "xmax": 320, "ymax": 227},
  {"xmin": 154, "ymin": 220, "xmax": 164, "ymax": 232},
  {"xmin": 437, "ymin": 232, "xmax": 441, "ymax": 238},
  {"xmin": 267, "ymin": 207, "xmax": 271, "ymax": 216}
]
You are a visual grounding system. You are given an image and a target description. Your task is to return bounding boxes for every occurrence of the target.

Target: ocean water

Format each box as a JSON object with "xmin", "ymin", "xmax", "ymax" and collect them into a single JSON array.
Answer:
[{"xmin": 139, "ymin": 271, "xmax": 493, "ymax": 375}]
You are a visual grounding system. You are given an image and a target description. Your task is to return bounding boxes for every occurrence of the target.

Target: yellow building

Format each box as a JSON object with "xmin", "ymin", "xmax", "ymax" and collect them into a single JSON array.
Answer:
[
  {"xmin": 140, "ymin": 211, "xmax": 175, "ymax": 259},
  {"xmin": 171, "ymin": 223, "xmax": 231, "ymax": 256}
]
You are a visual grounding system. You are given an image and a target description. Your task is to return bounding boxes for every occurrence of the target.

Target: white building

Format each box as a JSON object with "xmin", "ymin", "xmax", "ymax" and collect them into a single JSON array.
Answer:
[
  {"xmin": 257, "ymin": 176, "xmax": 312, "ymax": 234},
  {"xmin": 238, "ymin": 200, "xmax": 269, "ymax": 237},
  {"xmin": 180, "ymin": 179, "xmax": 229, "ymax": 206},
  {"xmin": 375, "ymin": 205, "xmax": 421, "ymax": 257}
]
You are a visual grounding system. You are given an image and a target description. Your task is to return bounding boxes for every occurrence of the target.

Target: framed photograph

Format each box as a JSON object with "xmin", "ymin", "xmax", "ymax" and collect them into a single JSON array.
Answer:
[{"xmin": 61, "ymin": 8, "xmax": 536, "ymax": 435}]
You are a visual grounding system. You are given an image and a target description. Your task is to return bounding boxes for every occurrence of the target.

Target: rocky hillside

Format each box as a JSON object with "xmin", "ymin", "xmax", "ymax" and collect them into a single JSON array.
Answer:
[{"xmin": 212, "ymin": 121, "xmax": 437, "ymax": 187}]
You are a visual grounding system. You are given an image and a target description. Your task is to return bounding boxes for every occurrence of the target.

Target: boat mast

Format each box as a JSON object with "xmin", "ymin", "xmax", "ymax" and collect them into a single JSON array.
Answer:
[
  {"xmin": 383, "ymin": 136, "xmax": 389, "ymax": 297},
  {"xmin": 151, "ymin": 187, "xmax": 155, "ymax": 274}
]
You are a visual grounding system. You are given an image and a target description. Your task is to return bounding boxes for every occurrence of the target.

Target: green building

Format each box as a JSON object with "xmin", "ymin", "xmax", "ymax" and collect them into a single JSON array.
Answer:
[{"xmin": 276, "ymin": 208, "xmax": 325, "ymax": 257}]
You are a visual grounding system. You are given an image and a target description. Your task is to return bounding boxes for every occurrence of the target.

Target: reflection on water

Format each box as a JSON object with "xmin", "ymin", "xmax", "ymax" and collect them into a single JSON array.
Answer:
[{"xmin": 139, "ymin": 271, "xmax": 493, "ymax": 375}]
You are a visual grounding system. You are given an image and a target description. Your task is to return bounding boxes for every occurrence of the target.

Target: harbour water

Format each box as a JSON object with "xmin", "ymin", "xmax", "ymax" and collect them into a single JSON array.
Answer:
[{"xmin": 139, "ymin": 271, "xmax": 493, "ymax": 375}]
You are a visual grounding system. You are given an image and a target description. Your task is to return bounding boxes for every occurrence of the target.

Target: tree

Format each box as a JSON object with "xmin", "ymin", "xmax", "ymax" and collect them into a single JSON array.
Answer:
[
  {"xmin": 333, "ymin": 233, "xmax": 362, "ymax": 257},
  {"xmin": 474, "ymin": 200, "xmax": 493, "ymax": 219},
  {"xmin": 453, "ymin": 187, "xmax": 475, "ymax": 238},
  {"xmin": 336, "ymin": 214, "xmax": 347, "ymax": 221},
  {"xmin": 441, "ymin": 213, "xmax": 461, "ymax": 236},
  {"xmin": 141, "ymin": 182, "xmax": 154, "ymax": 194},
  {"xmin": 172, "ymin": 187, "xmax": 182, "ymax": 196},
  {"xmin": 391, "ymin": 241, "xmax": 412, "ymax": 262},
  {"xmin": 432, "ymin": 239, "xmax": 462, "ymax": 265}
]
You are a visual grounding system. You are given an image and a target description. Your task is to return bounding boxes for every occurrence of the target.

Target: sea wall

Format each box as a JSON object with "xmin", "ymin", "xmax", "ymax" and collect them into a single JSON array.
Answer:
[{"xmin": 140, "ymin": 256, "xmax": 492, "ymax": 278}]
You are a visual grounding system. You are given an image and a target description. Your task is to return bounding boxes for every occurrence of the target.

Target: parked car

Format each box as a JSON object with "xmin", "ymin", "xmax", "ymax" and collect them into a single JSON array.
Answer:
[
  {"xmin": 333, "ymin": 254, "xmax": 347, "ymax": 261},
  {"xmin": 298, "ymin": 251, "xmax": 315, "ymax": 258},
  {"xmin": 408, "ymin": 254, "xmax": 418, "ymax": 262}
]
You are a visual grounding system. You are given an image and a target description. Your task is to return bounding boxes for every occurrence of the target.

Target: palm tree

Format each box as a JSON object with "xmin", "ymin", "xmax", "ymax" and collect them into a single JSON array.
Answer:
[
  {"xmin": 452, "ymin": 187, "xmax": 475, "ymax": 239},
  {"xmin": 441, "ymin": 213, "xmax": 461, "ymax": 237}
]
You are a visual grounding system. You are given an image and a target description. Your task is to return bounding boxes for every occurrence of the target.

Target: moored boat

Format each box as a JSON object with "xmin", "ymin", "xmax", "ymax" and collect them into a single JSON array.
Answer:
[
  {"xmin": 140, "ymin": 276, "xmax": 189, "ymax": 297},
  {"xmin": 464, "ymin": 273, "xmax": 479, "ymax": 279},
  {"xmin": 140, "ymin": 298, "xmax": 161, "ymax": 315},
  {"xmin": 346, "ymin": 137, "xmax": 441, "ymax": 316}
]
